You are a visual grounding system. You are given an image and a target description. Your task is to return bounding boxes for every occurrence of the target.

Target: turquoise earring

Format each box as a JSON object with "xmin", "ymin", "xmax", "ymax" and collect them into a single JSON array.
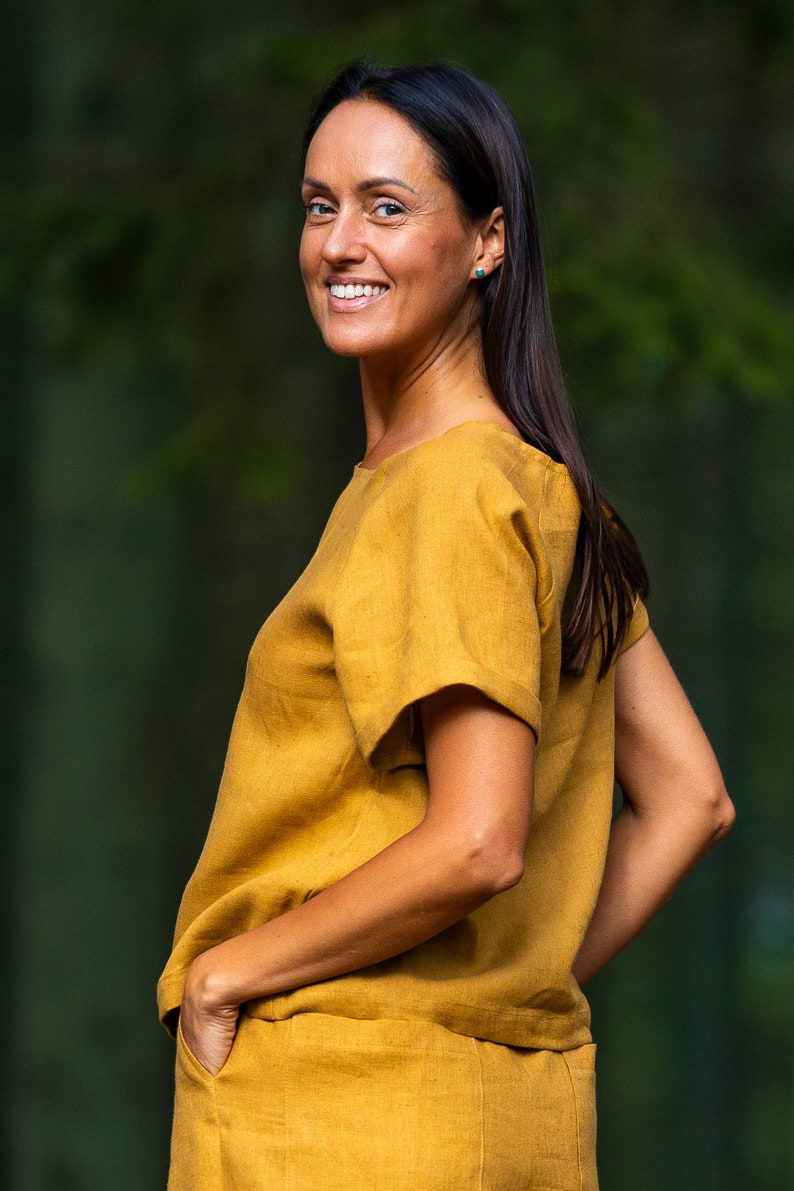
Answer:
[{"xmin": 475, "ymin": 267, "xmax": 485, "ymax": 278}]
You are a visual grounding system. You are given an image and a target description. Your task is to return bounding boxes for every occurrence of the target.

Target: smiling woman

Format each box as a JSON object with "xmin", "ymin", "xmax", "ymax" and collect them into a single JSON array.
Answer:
[
  {"xmin": 159, "ymin": 61, "xmax": 733, "ymax": 1190},
  {"xmin": 298, "ymin": 98, "xmax": 503, "ymax": 383}
]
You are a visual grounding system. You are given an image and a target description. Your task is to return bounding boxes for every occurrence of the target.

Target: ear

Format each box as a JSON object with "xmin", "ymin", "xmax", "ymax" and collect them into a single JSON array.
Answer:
[{"xmin": 473, "ymin": 206, "xmax": 505, "ymax": 277}]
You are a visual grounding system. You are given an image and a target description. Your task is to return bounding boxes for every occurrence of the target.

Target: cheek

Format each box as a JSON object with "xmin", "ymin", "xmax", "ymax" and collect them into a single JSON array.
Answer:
[
  {"xmin": 298, "ymin": 241, "xmax": 325, "ymax": 329},
  {"xmin": 298, "ymin": 232, "xmax": 319, "ymax": 286},
  {"xmin": 428, "ymin": 226, "xmax": 474, "ymax": 275},
  {"xmin": 417, "ymin": 238, "xmax": 473, "ymax": 305}
]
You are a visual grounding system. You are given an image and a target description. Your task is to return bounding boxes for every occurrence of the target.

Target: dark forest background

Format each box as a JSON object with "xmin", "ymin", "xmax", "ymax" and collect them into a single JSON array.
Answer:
[{"xmin": 2, "ymin": 1, "xmax": 793, "ymax": 1188}]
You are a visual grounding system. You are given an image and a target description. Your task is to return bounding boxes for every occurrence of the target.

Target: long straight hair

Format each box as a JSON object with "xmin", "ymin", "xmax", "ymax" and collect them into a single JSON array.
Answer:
[{"xmin": 304, "ymin": 61, "xmax": 649, "ymax": 678}]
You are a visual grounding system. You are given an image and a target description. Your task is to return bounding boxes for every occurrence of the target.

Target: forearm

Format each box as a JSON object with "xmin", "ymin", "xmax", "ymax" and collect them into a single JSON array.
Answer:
[
  {"xmin": 186, "ymin": 817, "xmax": 512, "ymax": 1011},
  {"xmin": 180, "ymin": 688, "xmax": 533, "ymax": 1076},
  {"xmin": 186, "ymin": 688, "xmax": 532, "ymax": 1013},
  {"xmin": 574, "ymin": 630, "xmax": 737, "ymax": 986},
  {"xmin": 572, "ymin": 794, "xmax": 732, "ymax": 986}
]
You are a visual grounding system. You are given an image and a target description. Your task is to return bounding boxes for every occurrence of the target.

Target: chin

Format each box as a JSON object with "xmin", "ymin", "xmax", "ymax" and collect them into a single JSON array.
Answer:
[{"xmin": 320, "ymin": 329, "xmax": 386, "ymax": 358}]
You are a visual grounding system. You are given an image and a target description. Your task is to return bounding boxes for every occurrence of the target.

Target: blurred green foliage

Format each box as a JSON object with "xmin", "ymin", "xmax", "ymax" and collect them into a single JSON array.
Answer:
[
  {"xmin": 3, "ymin": 0, "xmax": 793, "ymax": 499},
  {"xmin": 2, "ymin": 2, "xmax": 792, "ymax": 1189}
]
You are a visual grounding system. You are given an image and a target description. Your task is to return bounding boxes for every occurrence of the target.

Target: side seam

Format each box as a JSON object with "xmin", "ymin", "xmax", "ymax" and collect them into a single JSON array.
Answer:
[{"xmin": 472, "ymin": 1037, "xmax": 486, "ymax": 1190}]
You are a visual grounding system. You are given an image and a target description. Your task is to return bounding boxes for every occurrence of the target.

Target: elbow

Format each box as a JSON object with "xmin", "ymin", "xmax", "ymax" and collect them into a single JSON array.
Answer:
[
  {"xmin": 631, "ymin": 771, "xmax": 736, "ymax": 853},
  {"xmin": 458, "ymin": 831, "xmax": 525, "ymax": 897},
  {"xmin": 687, "ymin": 773, "xmax": 735, "ymax": 845},
  {"xmin": 709, "ymin": 780, "xmax": 736, "ymax": 842},
  {"xmin": 482, "ymin": 855, "xmax": 524, "ymax": 896}
]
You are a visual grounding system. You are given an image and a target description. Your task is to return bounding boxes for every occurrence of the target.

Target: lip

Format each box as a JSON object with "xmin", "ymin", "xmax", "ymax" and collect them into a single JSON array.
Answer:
[{"xmin": 326, "ymin": 275, "xmax": 389, "ymax": 288}]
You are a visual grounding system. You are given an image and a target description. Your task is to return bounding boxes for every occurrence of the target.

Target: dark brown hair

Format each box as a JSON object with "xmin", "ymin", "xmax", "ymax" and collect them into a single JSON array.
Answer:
[{"xmin": 304, "ymin": 61, "xmax": 649, "ymax": 677}]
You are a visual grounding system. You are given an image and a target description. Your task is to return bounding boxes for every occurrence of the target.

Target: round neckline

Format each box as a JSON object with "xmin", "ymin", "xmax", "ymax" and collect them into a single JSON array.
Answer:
[{"xmin": 352, "ymin": 420, "xmax": 525, "ymax": 478}]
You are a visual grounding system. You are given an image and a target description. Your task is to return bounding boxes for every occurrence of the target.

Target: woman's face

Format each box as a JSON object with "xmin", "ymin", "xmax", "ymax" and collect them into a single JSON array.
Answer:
[{"xmin": 300, "ymin": 99, "xmax": 484, "ymax": 364}]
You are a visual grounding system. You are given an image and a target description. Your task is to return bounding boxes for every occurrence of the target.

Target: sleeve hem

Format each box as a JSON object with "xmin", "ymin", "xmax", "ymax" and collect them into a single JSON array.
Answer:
[
  {"xmin": 619, "ymin": 599, "xmax": 650, "ymax": 656},
  {"xmin": 356, "ymin": 659, "xmax": 542, "ymax": 769}
]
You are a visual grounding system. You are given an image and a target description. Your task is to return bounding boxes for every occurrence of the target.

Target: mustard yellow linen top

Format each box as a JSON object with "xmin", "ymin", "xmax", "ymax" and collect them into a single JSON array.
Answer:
[{"xmin": 157, "ymin": 421, "xmax": 648, "ymax": 1050}]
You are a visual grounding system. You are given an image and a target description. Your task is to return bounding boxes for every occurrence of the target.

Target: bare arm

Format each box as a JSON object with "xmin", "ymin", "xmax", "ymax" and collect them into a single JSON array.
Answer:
[
  {"xmin": 572, "ymin": 629, "xmax": 735, "ymax": 986},
  {"xmin": 181, "ymin": 685, "xmax": 535, "ymax": 1073}
]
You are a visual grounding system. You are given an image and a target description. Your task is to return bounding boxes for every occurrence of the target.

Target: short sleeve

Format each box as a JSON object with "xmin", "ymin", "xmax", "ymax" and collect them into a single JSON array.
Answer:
[
  {"xmin": 330, "ymin": 449, "xmax": 547, "ymax": 770},
  {"xmin": 620, "ymin": 597, "xmax": 650, "ymax": 655}
]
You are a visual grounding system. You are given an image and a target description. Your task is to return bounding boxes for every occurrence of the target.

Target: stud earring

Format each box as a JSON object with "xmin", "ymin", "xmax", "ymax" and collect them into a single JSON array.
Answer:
[{"xmin": 475, "ymin": 267, "xmax": 486, "ymax": 278}]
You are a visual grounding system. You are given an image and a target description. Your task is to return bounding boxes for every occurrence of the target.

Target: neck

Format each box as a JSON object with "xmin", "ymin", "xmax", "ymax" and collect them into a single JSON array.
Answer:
[{"xmin": 357, "ymin": 333, "xmax": 515, "ymax": 468}]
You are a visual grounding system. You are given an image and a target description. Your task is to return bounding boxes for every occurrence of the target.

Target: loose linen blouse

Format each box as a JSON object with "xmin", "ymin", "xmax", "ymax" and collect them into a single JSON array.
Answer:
[{"xmin": 157, "ymin": 421, "xmax": 648, "ymax": 1050}]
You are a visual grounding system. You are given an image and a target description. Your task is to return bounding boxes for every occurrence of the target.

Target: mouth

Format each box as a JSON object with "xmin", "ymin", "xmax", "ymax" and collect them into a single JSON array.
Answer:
[
  {"xmin": 326, "ymin": 281, "xmax": 389, "ymax": 311},
  {"xmin": 329, "ymin": 283, "xmax": 388, "ymax": 299}
]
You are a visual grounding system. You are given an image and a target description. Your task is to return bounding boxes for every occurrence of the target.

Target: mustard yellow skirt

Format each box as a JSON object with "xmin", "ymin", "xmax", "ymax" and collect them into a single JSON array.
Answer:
[{"xmin": 168, "ymin": 1012, "xmax": 598, "ymax": 1190}]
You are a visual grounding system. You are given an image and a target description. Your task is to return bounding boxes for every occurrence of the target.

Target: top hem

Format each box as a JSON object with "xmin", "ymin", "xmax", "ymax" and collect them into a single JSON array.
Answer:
[{"xmin": 157, "ymin": 968, "xmax": 591, "ymax": 1052}]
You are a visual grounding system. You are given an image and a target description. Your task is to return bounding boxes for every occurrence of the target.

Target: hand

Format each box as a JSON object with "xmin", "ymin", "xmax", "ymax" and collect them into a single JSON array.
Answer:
[{"xmin": 179, "ymin": 953, "xmax": 241, "ymax": 1076}]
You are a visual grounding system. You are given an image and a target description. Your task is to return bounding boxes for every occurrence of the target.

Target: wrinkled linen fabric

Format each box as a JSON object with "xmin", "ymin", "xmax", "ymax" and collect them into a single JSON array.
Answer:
[
  {"xmin": 159, "ymin": 421, "xmax": 648, "ymax": 1188},
  {"xmin": 169, "ymin": 1013, "xmax": 599, "ymax": 1190}
]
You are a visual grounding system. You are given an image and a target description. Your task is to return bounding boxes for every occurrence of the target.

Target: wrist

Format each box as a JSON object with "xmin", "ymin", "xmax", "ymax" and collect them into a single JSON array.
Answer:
[{"xmin": 185, "ymin": 948, "xmax": 240, "ymax": 1013}]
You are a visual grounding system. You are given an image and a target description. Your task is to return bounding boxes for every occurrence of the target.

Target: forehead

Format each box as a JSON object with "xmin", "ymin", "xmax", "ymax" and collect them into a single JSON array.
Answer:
[{"xmin": 305, "ymin": 99, "xmax": 441, "ymax": 186}]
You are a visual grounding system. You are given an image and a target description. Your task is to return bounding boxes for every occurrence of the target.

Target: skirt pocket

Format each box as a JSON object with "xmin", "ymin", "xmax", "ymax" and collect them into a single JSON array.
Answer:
[
  {"xmin": 176, "ymin": 1017, "xmax": 220, "ymax": 1084},
  {"xmin": 169, "ymin": 1019, "xmax": 223, "ymax": 1190}
]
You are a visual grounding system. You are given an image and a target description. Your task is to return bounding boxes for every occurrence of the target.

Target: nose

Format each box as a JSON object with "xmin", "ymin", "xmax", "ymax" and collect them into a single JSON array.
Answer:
[{"xmin": 321, "ymin": 207, "xmax": 367, "ymax": 266}]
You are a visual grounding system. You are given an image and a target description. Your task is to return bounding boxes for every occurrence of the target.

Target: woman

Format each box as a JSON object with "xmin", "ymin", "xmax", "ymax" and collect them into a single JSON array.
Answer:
[{"xmin": 158, "ymin": 62, "xmax": 734, "ymax": 1189}]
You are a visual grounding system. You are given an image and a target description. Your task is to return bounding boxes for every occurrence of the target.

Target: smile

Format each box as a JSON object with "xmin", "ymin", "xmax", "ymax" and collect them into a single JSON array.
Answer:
[{"xmin": 329, "ymin": 283, "xmax": 388, "ymax": 299}]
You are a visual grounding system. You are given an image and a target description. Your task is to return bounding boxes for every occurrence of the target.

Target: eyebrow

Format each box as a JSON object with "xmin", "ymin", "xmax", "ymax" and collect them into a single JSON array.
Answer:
[{"xmin": 302, "ymin": 174, "xmax": 420, "ymax": 197}]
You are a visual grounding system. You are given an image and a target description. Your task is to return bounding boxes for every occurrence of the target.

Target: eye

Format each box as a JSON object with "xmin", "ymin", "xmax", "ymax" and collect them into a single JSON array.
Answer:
[
  {"xmin": 373, "ymin": 201, "xmax": 405, "ymax": 218},
  {"xmin": 304, "ymin": 200, "xmax": 335, "ymax": 219}
]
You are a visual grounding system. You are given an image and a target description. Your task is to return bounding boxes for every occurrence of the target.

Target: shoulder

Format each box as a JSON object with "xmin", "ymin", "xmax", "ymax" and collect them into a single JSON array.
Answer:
[
  {"xmin": 336, "ymin": 424, "xmax": 580, "ymax": 617},
  {"xmin": 367, "ymin": 421, "xmax": 579, "ymax": 533}
]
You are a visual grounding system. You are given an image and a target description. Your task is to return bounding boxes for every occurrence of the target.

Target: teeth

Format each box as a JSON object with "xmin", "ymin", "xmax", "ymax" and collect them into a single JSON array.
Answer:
[{"xmin": 330, "ymin": 283, "xmax": 386, "ymax": 299}]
